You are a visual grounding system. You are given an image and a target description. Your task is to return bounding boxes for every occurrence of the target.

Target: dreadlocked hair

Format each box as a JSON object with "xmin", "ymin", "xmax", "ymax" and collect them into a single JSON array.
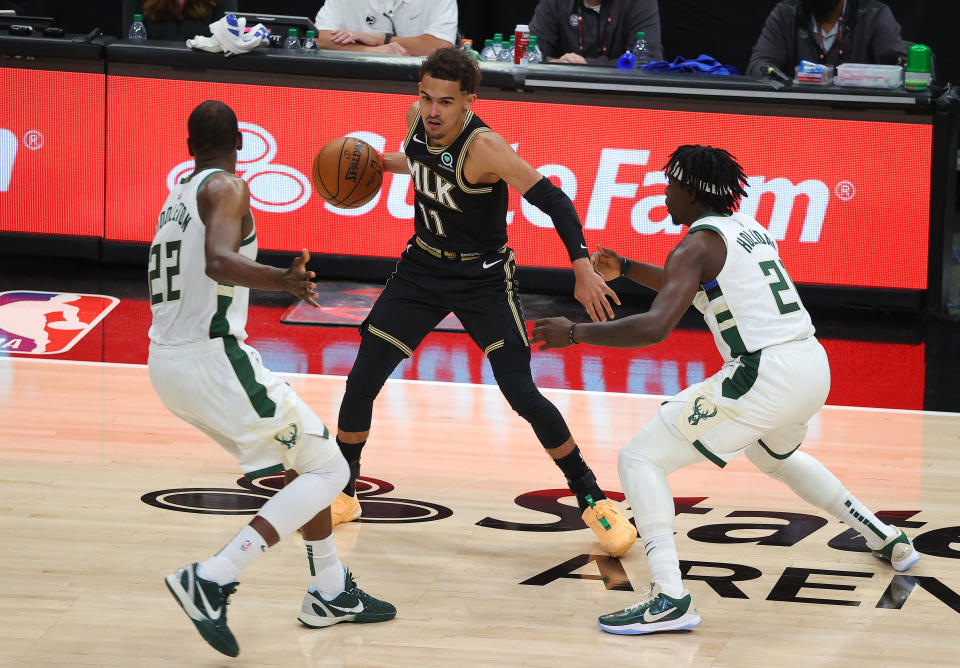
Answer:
[{"xmin": 663, "ymin": 145, "xmax": 748, "ymax": 214}]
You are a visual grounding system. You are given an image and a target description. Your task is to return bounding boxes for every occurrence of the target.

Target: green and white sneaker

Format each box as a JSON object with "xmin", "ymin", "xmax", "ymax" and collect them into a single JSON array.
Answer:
[
  {"xmin": 165, "ymin": 562, "xmax": 239, "ymax": 657},
  {"xmin": 872, "ymin": 526, "xmax": 921, "ymax": 572},
  {"xmin": 598, "ymin": 583, "xmax": 701, "ymax": 635},
  {"xmin": 298, "ymin": 568, "xmax": 397, "ymax": 628}
]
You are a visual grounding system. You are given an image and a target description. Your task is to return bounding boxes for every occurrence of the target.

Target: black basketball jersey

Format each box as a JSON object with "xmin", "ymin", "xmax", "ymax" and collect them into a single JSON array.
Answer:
[{"xmin": 403, "ymin": 109, "xmax": 509, "ymax": 253}]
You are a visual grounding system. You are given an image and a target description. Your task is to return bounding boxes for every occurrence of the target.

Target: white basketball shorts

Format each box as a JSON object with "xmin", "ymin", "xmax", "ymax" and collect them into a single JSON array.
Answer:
[
  {"xmin": 148, "ymin": 337, "xmax": 338, "ymax": 479},
  {"xmin": 666, "ymin": 337, "xmax": 831, "ymax": 467}
]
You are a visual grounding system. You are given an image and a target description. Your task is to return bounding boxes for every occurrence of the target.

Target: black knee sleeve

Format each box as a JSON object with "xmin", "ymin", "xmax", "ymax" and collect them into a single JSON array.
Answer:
[
  {"xmin": 338, "ymin": 334, "xmax": 407, "ymax": 433},
  {"xmin": 494, "ymin": 369, "xmax": 571, "ymax": 448}
]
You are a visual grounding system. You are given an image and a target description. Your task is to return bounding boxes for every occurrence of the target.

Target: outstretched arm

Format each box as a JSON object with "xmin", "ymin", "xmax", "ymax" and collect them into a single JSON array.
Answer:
[
  {"xmin": 592, "ymin": 246, "xmax": 665, "ymax": 292},
  {"xmin": 532, "ymin": 233, "xmax": 716, "ymax": 349},
  {"xmin": 201, "ymin": 174, "xmax": 319, "ymax": 306},
  {"xmin": 464, "ymin": 131, "xmax": 620, "ymax": 321}
]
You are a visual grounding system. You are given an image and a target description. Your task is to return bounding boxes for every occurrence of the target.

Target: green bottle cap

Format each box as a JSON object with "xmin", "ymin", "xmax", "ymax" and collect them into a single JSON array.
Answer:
[
  {"xmin": 133, "ymin": 14, "xmax": 142, "ymax": 21},
  {"xmin": 637, "ymin": 31, "xmax": 646, "ymax": 39},
  {"xmin": 905, "ymin": 44, "xmax": 932, "ymax": 73},
  {"xmin": 529, "ymin": 35, "xmax": 538, "ymax": 46},
  {"xmin": 494, "ymin": 32, "xmax": 503, "ymax": 41},
  {"xmin": 288, "ymin": 28, "xmax": 297, "ymax": 36},
  {"xmin": 307, "ymin": 30, "xmax": 315, "ymax": 37}
]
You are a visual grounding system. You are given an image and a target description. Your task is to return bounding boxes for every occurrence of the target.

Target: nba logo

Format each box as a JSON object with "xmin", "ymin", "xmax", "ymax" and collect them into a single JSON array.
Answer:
[{"xmin": 0, "ymin": 291, "xmax": 119, "ymax": 355}]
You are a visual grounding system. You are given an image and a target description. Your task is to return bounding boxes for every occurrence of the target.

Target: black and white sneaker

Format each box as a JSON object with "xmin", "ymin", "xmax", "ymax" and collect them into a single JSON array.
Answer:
[
  {"xmin": 298, "ymin": 568, "xmax": 396, "ymax": 628},
  {"xmin": 165, "ymin": 562, "xmax": 240, "ymax": 657}
]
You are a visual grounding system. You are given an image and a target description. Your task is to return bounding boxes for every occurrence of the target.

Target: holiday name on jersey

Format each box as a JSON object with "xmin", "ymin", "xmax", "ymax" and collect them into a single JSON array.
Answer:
[{"xmin": 735, "ymin": 228, "xmax": 778, "ymax": 253}]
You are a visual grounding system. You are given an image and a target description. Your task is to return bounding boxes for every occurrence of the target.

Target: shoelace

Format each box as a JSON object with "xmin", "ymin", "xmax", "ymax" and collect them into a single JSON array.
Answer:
[
  {"xmin": 622, "ymin": 584, "xmax": 658, "ymax": 613},
  {"xmin": 220, "ymin": 582, "xmax": 238, "ymax": 605}
]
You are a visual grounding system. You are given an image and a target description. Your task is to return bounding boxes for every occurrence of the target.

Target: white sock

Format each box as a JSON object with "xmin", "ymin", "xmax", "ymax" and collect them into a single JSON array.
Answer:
[
  {"xmin": 305, "ymin": 535, "xmax": 345, "ymax": 598},
  {"xmin": 830, "ymin": 493, "xmax": 895, "ymax": 550},
  {"xmin": 618, "ymin": 412, "xmax": 701, "ymax": 599},
  {"xmin": 197, "ymin": 524, "xmax": 267, "ymax": 585},
  {"xmin": 746, "ymin": 448, "xmax": 895, "ymax": 550},
  {"xmin": 644, "ymin": 534, "xmax": 684, "ymax": 598}
]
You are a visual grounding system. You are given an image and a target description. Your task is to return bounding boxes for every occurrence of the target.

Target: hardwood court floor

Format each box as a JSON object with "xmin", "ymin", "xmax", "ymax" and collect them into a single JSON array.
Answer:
[{"xmin": 1, "ymin": 358, "xmax": 959, "ymax": 667}]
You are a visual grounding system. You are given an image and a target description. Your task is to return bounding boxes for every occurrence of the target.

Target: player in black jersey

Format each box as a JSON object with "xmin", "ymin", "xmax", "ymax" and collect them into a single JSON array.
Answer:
[{"xmin": 330, "ymin": 46, "xmax": 636, "ymax": 557}]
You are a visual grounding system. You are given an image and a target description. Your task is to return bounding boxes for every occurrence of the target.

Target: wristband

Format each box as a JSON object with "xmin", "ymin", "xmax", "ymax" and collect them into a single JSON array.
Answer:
[
  {"xmin": 620, "ymin": 258, "xmax": 632, "ymax": 277},
  {"xmin": 384, "ymin": 33, "xmax": 393, "ymax": 44},
  {"xmin": 568, "ymin": 323, "xmax": 578, "ymax": 345}
]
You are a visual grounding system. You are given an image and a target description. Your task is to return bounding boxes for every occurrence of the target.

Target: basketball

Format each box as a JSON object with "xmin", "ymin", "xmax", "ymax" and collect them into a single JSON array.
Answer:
[{"xmin": 311, "ymin": 137, "xmax": 384, "ymax": 208}]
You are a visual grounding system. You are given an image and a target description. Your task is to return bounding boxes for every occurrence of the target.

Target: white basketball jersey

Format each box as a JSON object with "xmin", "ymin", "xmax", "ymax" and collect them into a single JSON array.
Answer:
[
  {"xmin": 690, "ymin": 212, "xmax": 814, "ymax": 361},
  {"xmin": 148, "ymin": 168, "xmax": 257, "ymax": 346}
]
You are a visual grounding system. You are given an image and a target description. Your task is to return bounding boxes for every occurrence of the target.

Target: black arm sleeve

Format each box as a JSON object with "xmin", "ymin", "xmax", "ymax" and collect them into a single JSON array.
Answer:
[{"xmin": 522, "ymin": 177, "xmax": 588, "ymax": 262}]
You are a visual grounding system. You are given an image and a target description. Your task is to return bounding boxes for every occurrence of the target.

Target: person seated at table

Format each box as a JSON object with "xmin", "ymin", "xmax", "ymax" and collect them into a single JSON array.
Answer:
[
  {"xmin": 122, "ymin": 0, "xmax": 237, "ymax": 41},
  {"xmin": 528, "ymin": 0, "xmax": 662, "ymax": 66},
  {"xmin": 746, "ymin": 0, "xmax": 907, "ymax": 79},
  {"xmin": 313, "ymin": 0, "xmax": 457, "ymax": 57}
]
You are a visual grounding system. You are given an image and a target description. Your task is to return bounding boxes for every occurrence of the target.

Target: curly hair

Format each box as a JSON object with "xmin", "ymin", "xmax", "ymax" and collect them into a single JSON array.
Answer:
[
  {"xmin": 663, "ymin": 145, "xmax": 748, "ymax": 214},
  {"xmin": 419, "ymin": 46, "xmax": 482, "ymax": 94}
]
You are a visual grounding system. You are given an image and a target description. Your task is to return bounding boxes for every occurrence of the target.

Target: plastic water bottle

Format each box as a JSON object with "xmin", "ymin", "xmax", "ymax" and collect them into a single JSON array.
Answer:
[
  {"xmin": 498, "ymin": 36, "xmax": 515, "ymax": 62},
  {"xmin": 480, "ymin": 38, "xmax": 496, "ymax": 62},
  {"xmin": 128, "ymin": 13, "xmax": 147, "ymax": 41},
  {"xmin": 527, "ymin": 35, "xmax": 542, "ymax": 64},
  {"xmin": 492, "ymin": 33, "xmax": 504, "ymax": 58},
  {"xmin": 284, "ymin": 28, "xmax": 300, "ymax": 50},
  {"xmin": 303, "ymin": 30, "xmax": 317, "ymax": 51},
  {"xmin": 631, "ymin": 31, "xmax": 650, "ymax": 68},
  {"xmin": 460, "ymin": 38, "xmax": 482, "ymax": 61}
]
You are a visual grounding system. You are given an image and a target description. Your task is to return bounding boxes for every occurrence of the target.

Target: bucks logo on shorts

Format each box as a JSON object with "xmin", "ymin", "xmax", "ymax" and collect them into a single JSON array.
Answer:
[
  {"xmin": 688, "ymin": 396, "xmax": 718, "ymax": 426},
  {"xmin": 274, "ymin": 422, "xmax": 300, "ymax": 449}
]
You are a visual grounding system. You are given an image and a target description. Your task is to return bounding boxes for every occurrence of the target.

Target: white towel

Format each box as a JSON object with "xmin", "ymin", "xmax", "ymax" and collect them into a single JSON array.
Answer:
[
  {"xmin": 186, "ymin": 13, "xmax": 270, "ymax": 57},
  {"xmin": 185, "ymin": 35, "xmax": 223, "ymax": 53}
]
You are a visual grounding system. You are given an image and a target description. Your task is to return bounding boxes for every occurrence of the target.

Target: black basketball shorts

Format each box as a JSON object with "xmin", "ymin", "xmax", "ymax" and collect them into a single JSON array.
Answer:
[{"xmin": 360, "ymin": 242, "xmax": 529, "ymax": 360}]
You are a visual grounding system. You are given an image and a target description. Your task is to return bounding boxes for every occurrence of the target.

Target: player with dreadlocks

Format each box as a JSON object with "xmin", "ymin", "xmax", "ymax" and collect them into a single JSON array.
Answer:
[{"xmin": 532, "ymin": 144, "xmax": 920, "ymax": 635}]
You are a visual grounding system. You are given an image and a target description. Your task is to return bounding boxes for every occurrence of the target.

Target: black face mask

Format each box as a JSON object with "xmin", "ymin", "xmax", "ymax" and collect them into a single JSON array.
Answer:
[{"xmin": 801, "ymin": 0, "xmax": 841, "ymax": 16}]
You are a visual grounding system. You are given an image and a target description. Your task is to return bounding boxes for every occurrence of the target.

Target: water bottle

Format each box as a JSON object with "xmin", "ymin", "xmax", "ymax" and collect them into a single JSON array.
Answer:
[
  {"xmin": 631, "ymin": 31, "xmax": 650, "ymax": 68},
  {"xmin": 459, "ymin": 38, "xmax": 482, "ymax": 61},
  {"xmin": 527, "ymin": 35, "xmax": 542, "ymax": 64},
  {"xmin": 492, "ymin": 33, "xmax": 504, "ymax": 59},
  {"xmin": 498, "ymin": 36, "xmax": 515, "ymax": 62},
  {"xmin": 480, "ymin": 38, "xmax": 496, "ymax": 62},
  {"xmin": 303, "ymin": 30, "xmax": 317, "ymax": 51},
  {"xmin": 128, "ymin": 13, "xmax": 147, "ymax": 41},
  {"xmin": 284, "ymin": 28, "xmax": 300, "ymax": 50},
  {"xmin": 904, "ymin": 43, "xmax": 932, "ymax": 91}
]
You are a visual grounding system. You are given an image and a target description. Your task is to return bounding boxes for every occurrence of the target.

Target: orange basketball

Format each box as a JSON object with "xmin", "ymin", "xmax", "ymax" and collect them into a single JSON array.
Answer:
[{"xmin": 311, "ymin": 137, "xmax": 383, "ymax": 208}]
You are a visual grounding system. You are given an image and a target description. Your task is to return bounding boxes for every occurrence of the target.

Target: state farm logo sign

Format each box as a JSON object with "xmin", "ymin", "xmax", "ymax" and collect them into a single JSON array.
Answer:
[
  {"xmin": 580, "ymin": 149, "xmax": 839, "ymax": 243},
  {"xmin": 166, "ymin": 122, "xmax": 311, "ymax": 213},
  {"xmin": 0, "ymin": 129, "xmax": 16, "ymax": 192}
]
